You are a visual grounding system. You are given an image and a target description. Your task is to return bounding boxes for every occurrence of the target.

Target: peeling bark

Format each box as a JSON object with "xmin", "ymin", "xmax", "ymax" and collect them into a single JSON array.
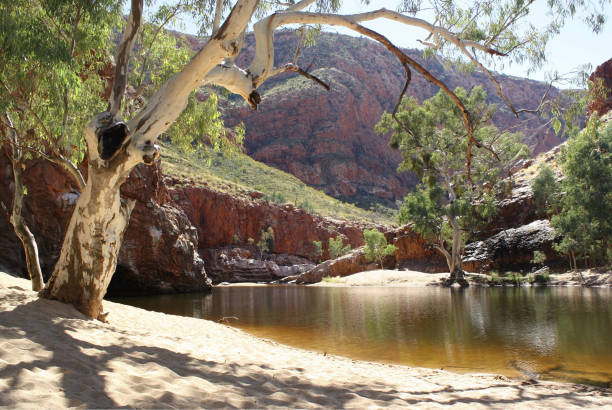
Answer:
[{"xmin": 41, "ymin": 0, "xmax": 260, "ymax": 320}]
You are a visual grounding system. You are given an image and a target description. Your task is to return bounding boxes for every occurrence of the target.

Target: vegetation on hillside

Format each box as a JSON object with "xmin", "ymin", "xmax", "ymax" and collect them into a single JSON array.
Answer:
[{"xmin": 161, "ymin": 142, "xmax": 396, "ymax": 225}]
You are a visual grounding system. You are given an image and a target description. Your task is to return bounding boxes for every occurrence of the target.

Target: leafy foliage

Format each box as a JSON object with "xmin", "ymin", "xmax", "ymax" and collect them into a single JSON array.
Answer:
[
  {"xmin": 312, "ymin": 240, "xmax": 323, "ymax": 262},
  {"xmin": 377, "ymin": 86, "xmax": 528, "ymax": 272},
  {"xmin": 550, "ymin": 116, "xmax": 612, "ymax": 267},
  {"xmin": 328, "ymin": 236, "xmax": 351, "ymax": 259},
  {"xmin": 531, "ymin": 165, "xmax": 560, "ymax": 217},
  {"xmin": 363, "ymin": 229, "xmax": 397, "ymax": 269},
  {"xmin": 0, "ymin": 0, "xmax": 121, "ymax": 165},
  {"xmin": 256, "ymin": 227, "xmax": 275, "ymax": 258}
]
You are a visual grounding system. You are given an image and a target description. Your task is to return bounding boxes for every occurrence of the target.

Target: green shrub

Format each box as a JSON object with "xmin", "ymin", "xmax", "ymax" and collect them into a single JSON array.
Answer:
[
  {"xmin": 329, "ymin": 236, "xmax": 351, "ymax": 259},
  {"xmin": 363, "ymin": 229, "xmax": 397, "ymax": 269},
  {"xmin": 312, "ymin": 240, "xmax": 323, "ymax": 263}
]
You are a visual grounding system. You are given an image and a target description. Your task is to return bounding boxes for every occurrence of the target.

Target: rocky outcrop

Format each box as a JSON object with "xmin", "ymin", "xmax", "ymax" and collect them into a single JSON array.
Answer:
[
  {"xmin": 201, "ymin": 247, "xmax": 313, "ymax": 283},
  {"xmin": 283, "ymin": 248, "xmax": 379, "ymax": 284},
  {"xmin": 0, "ymin": 154, "xmax": 211, "ymax": 295},
  {"xmin": 390, "ymin": 225, "xmax": 447, "ymax": 272},
  {"xmin": 220, "ymin": 31, "xmax": 563, "ymax": 206},
  {"xmin": 167, "ymin": 178, "xmax": 382, "ymax": 260},
  {"xmin": 463, "ymin": 220, "xmax": 563, "ymax": 272},
  {"xmin": 589, "ymin": 57, "xmax": 612, "ymax": 116}
]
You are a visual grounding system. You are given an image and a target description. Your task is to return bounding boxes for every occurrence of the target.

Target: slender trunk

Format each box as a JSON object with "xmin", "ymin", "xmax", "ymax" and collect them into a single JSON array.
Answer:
[
  {"xmin": 3, "ymin": 113, "xmax": 45, "ymax": 291},
  {"xmin": 40, "ymin": 160, "xmax": 135, "ymax": 320},
  {"xmin": 10, "ymin": 158, "xmax": 45, "ymax": 291},
  {"xmin": 448, "ymin": 215, "xmax": 464, "ymax": 276}
]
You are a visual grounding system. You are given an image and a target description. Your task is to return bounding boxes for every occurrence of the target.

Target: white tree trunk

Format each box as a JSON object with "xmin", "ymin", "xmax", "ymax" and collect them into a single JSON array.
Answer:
[
  {"xmin": 40, "ymin": 0, "xmax": 259, "ymax": 320},
  {"xmin": 40, "ymin": 159, "xmax": 134, "ymax": 320}
]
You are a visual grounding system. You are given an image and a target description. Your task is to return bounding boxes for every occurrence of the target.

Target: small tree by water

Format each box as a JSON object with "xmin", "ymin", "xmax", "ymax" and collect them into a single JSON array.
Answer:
[{"xmin": 363, "ymin": 229, "xmax": 396, "ymax": 269}]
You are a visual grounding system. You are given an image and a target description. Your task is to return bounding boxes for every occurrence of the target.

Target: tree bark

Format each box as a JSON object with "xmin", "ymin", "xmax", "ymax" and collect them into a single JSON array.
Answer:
[
  {"xmin": 10, "ymin": 159, "xmax": 45, "ymax": 292},
  {"xmin": 39, "ymin": 154, "xmax": 134, "ymax": 320},
  {"xmin": 40, "ymin": 0, "xmax": 259, "ymax": 320},
  {"xmin": 3, "ymin": 113, "xmax": 45, "ymax": 291}
]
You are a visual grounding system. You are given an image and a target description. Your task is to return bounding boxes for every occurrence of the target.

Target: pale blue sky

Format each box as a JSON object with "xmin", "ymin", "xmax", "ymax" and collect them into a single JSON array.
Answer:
[
  {"xmin": 333, "ymin": 0, "xmax": 612, "ymax": 83},
  {"xmin": 160, "ymin": 0, "xmax": 611, "ymax": 84}
]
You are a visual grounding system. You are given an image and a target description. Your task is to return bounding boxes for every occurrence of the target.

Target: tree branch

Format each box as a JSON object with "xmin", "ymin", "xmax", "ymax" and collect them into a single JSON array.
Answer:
[
  {"xmin": 212, "ymin": 0, "xmax": 224, "ymax": 36},
  {"xmin": 109, "ymin": 0, "xmax": 143, "ymax": 117}
]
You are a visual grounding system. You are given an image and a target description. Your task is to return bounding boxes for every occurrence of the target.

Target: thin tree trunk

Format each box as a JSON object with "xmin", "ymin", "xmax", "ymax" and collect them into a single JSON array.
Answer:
[
  {"xmin": 3, "ymin": 113, "xmax": 45, "ymax": 291},
  {"xmin": 10, "ymin": 160, "xmax": 45, "ymax": 292}
]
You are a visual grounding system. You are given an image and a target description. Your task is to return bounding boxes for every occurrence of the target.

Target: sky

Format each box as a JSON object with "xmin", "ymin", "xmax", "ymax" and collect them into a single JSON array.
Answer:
[
  {"xmin": 161, "ymin": 0, "xmax": 612, "ymax": 85},
  {"xmin": 332, "ymin": 0, "xmax": 612, "ymax": 83}
]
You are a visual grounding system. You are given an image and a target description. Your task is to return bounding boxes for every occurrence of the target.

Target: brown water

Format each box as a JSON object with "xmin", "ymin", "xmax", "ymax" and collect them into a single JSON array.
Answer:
[{"xmin": 111, "ymin": 286, "xmax": 612, "ymax": 386}]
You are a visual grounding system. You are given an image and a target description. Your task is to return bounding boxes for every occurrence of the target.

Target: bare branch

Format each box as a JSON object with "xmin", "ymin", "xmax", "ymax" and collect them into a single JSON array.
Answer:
[
  {"xmin": 212, "ymin": 0, "xmax": 224, "ymax": 36},
  {"xmin": 514, "ymin": 82, "xmax": 554, "ymax": 115},
  {"xmin": 270, "ymin": 63, "xmax": 330, "ymax": 90},
  {"xmin": 109, "ymin": 0, "xmax": 143, "ymax": 117}
]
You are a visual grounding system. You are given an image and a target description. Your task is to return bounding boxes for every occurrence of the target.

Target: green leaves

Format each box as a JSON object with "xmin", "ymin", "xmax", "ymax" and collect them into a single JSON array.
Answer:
[
  {"xmin": 363, "ymin": 229, "xmax": 397, "ymax": 268},
  {"xmin": 550, "ymin": 115, "xmax": 612, "ymax": 265}
]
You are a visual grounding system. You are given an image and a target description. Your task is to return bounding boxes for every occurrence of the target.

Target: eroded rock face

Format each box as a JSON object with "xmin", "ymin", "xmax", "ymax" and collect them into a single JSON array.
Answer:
[
  {"xmin": 589, "ymin": 57, "xmax": 612, "ymax": 116},
  {"xmin": 167, "ymin": 179, "xmax": 382, "ymax": 260},
  {"xmin": 463, "ymin": 220, "xmax": 562, "ymax": 272},
  {"xmin": 201, "ymin": 247, "xmax": 314, "ymax": 283},
  {"xmin": 222, "ymin": 31, "xmax": 563, "ymax": 206},
  {"xmin": 0, "ymin": 154, "xmax": 211, "ymax": 295}
]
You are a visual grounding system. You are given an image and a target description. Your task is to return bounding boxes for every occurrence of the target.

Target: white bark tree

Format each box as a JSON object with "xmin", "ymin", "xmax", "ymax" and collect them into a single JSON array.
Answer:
[{"xmin": 38, "ymin": 0, "xmax": 584, "ymax": 318}]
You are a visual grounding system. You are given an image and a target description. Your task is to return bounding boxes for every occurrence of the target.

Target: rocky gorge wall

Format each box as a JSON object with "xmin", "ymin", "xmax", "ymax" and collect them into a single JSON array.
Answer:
[{"xmin": 220, "ymin": 31, "xmax": 564, "ymax": 206}]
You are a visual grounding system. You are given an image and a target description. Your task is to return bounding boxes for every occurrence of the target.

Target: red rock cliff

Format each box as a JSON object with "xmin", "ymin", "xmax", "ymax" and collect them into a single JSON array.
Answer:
[
  {"xmin": 589, "ymin": 57, "xmax": 612, "ymax": 116},
  {"xmin": 221, "ymin": 31, "xmax": 563, "ymax": 206}
]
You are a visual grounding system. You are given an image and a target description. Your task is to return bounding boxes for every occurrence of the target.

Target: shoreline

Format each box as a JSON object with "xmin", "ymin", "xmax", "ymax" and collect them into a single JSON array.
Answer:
[
  {"xmin": 214, "ymin": 269, "xmax": 612, "ymax": 288},
  {"xmin": 1, "ymin": 271, "xmax": 611, "ymax": 408}
]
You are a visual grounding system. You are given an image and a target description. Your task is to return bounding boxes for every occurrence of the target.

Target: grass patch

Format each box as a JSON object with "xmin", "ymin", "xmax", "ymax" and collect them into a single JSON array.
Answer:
[
  {"xmin": 321, "ymin": 276, "xmax": 345, "ymax": 283},
  {"xmin": 160, "ymin": 142, "xmax": 395, "ymax": 225}
]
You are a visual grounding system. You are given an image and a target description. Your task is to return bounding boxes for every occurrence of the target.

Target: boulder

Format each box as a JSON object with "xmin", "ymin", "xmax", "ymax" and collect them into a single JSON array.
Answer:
[
  {"xmin": 463, "ymin": 220, "xmax": 563, "ymax": 272},
  {"xmin": 283, "ymin": 248, "xmax": 379, "ymax": 284}
]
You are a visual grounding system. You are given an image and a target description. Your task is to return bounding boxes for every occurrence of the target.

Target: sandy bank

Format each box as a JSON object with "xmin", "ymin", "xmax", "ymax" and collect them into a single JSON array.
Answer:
[
  {"xmin": 311, "ymin": 269, "xmax": 449, "ymax": 287},
  {"xmin": 310, "ymin": 269, "xmax": 612, "ymax": 288},
  {"xmin": 1, "ymin": 272, "xmax": 610, "ymax": 408}
]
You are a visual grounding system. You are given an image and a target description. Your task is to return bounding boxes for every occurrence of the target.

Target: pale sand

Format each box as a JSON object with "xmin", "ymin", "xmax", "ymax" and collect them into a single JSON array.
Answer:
[
  {"xmin": 312, "ymin": 269, "xmax": 612, "ymax": 288},
  {"xmin": 1, "ymin": 272, "xmax": 611, "ymax": 409},
  {"xmin": 312, "ymin": 269, "xmax": 449, "ymax": 287}
]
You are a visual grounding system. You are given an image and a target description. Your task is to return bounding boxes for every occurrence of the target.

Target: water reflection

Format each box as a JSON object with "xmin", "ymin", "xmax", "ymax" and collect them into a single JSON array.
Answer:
[{"xmin": 111, "ymin": 286, "xmax": 612, "ymax": 386}]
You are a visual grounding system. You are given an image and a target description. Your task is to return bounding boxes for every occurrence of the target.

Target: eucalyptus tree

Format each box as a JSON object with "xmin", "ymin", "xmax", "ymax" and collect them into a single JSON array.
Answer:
[
  {"xmin": 26, "ymin": 0, "xmax": 606, "ymax": 319},
  {"xmin": 378, "ymin": 87, "xmax": 529, "ymax": 284},
  {"xmin": 0, "ymin": 0, "xmax": 120, "ymax": 290}
]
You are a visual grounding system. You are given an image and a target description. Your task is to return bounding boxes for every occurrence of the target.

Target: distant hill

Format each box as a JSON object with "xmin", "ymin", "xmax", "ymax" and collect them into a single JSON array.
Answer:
[{"xmin": 186, "ymin": 30, "xmax": 565, "ymax": 207}]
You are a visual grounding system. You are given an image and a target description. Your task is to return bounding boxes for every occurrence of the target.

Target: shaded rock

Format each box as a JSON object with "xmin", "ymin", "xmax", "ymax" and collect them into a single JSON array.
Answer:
[
  {"xmin": 389, "ymin": 225, "xmax": 447, "ymax": 273},
  {"xmin": 0, "ymin": 154, "xmax": 211, "ymax": 295},
  {"xmin": 201, "ymin": 247, "xmax": 314, "ymax": 283},
  {"xmin": 588, "ymin": 57, "xmax": 612, "ymax": 116},
  {"xmin": 463, "ymin": 220, "xmax": 562, "ymax": 272}
]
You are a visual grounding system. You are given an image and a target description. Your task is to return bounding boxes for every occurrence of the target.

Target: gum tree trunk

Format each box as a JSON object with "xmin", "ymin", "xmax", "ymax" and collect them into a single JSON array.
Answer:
[
  {"xmin": 3, "ymin": 113, "xmax": 45, "ymax": 291},
  {"xmin": 40, "ymin": 155, "xmax": 135, "ymax": 320},
  {"xmin": 40, "ymin": 0, "xmax": 258, "ymax": 320}
]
